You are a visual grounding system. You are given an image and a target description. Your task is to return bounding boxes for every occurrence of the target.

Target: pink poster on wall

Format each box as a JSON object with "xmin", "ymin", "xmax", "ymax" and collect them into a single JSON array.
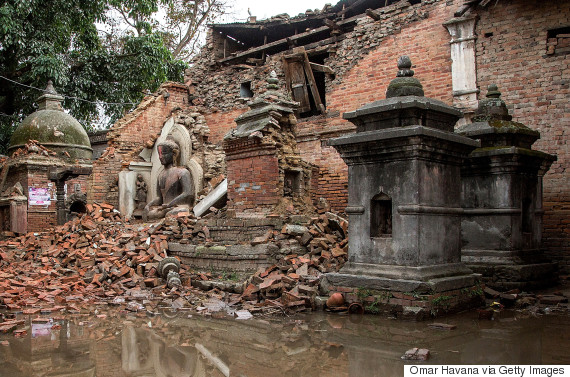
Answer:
[{"xmin": 28, "ymin": 187, "xmax": 51, "ymax": 206}]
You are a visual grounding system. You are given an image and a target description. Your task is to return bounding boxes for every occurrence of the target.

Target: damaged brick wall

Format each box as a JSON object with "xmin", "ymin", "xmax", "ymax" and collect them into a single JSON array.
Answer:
[
  {"xmin": 89, "ymin": 82, "xmax": 225, "ymax": 207},
  {"xmin": 475, "ymin": 0, "xmax": 570, "ymax": 273},
  {"xmin": 1, "ymin": 162, "xmax": 89, "ymax": 232},
  {"xmin": 89, "ymin": 83, "xmax": 189, "ymax": 206},
  {"xmin": 91, "ymin": 0, "xmax": 568, "ymax": 270},
  {"xmin": 186, "ymin": 0, "xmax": 457, "ymax": 214}
]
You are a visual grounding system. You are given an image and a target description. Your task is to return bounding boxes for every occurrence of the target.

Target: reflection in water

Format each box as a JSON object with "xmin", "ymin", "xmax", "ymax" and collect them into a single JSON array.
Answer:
[{"xmin": 0, "ymin": 310, "xmax": 569, "ymax": 377}]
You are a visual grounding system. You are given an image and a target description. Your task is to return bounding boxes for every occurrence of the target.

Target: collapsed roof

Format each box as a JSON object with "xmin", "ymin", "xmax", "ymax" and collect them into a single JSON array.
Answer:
[{"xmin": 211, "ymin": 0, "xmax": 421, "ymax": 65}]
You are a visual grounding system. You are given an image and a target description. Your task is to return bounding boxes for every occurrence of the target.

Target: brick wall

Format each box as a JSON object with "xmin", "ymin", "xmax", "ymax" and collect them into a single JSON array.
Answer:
[
  {"xmin": 292, "ymin": 0, "xmax": 456, "ymax": 213},
  {"xmin": 224, "ymin": 139, "xmax": 280, "ymax": 217},
  {"xmin": 88, "ymin": 83, "xmax": 189, "ymax": 206},
  {"xmin": 87, "ymin": 0, "xmax": 568, "ymax": 270},
  {"xmin": 204, "ymin": 109, "xmax": 246, "ymax": 143},
  {"xmin": 1, "ymin": 162, "xmax": 90, "ymax": 232},
  {"xmin": 475, "ymin": 0, "xmax": 570, "ymax": 272}
]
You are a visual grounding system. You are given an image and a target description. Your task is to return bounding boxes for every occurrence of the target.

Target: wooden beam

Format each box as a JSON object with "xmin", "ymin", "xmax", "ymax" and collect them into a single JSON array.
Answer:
[
  {"xmin": 365, "ymin": 8, "xmax": 381, "ymax": 21},
  {"xmin": 309, "ymin": 62, "xmax": 334, "ymax": 74},
  {"xmin": 217, "ymin": 15, "xmax": 360, "ymax": 64},
  {"xmin": 300, "ymin": 49, "xmax": 326, "ymax": 114},
  {"xmin": 338, "ymin": 0, "xmax": 368, "ymax": 16}
]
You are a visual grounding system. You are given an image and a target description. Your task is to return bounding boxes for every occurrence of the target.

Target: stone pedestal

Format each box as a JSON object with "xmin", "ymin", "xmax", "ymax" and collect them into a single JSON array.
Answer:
[
  {"xmin": 458, "ymin": 85, "xmax": 557, "ymax": 289},
  {"xmin": 326, "ymin": 57, "xmax": 481, "ymax": 317}
]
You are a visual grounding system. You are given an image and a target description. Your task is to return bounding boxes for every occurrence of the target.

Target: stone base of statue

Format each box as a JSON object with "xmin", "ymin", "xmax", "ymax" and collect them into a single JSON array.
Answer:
[{"xmin": 143, "ymin": 204, "xmax": 190, "ymax": 221}]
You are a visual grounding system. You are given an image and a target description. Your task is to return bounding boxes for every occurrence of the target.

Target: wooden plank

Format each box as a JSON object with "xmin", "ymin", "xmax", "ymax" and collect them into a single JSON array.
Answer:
[
  {"xmin": 301, "ymin": 49, "xmax": 326, "ymax": 114},
  {"xmin": 365, "ymin": 8, "xmax": 381, "ymax": 21},
  {"xmin": 283, "ymin": 54, "xmax": 311, "ymax": 113},
  {"xmin": 217, "ymin": 15, "xmax": 360, "ymax": 64},
  {"xmin": 309, "ymin": 62, "xmax": 334, "ymax": 74},
  {"xmin": 338, "ymin": 0, "xmax": 368, "ymax": 16}
]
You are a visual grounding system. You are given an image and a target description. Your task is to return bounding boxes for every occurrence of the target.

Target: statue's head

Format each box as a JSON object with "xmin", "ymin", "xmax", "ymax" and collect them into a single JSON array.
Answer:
[{"xmin": 157, "ymin": 139, "xmax": 180, "ymax": 166}]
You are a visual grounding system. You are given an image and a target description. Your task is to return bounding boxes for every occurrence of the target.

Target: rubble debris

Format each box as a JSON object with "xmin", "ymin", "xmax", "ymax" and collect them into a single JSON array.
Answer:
[
  {"xmin": 0, "ymin": 201, "xmax": 349, "ymax": 333},
  {"xmin": 401, "ymin": 348, "xmax": 430, "ymax": 361},
  {"xmin": 237, "ymin": 213, "xmax": 348, "ymax": 314}
]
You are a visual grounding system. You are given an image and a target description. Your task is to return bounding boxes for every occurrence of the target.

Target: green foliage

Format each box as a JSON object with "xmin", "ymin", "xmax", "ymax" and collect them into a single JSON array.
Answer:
[
  {"xmin": 221, "ymin": 271, "xmax": 239, "ymax": 282},
  {"xmin": 365, "ymin": 299, "xmax": 380, "ymax": 314},
  {"xmin": 356, "ymin": 287, "xmax": 372, "ymax": 300},
  {"xmin": 0, "ymin": 0, "xmax": 187, "ymax": 153},
  {"xmin": 431, "ymin": 295, "xmax": 452, "ymax": 308}
]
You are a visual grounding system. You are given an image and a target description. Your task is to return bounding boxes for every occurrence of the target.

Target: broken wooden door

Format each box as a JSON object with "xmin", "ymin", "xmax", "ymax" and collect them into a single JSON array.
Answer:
[{"xmin": 282, "ymin": 47, "xmax": 326, "ymax": 115}]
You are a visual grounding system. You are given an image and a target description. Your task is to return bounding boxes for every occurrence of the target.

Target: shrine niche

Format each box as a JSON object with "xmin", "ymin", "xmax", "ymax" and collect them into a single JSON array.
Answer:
[{"xmin": 119, "ymin": 116, "xmax": 204, "ymax": 220}]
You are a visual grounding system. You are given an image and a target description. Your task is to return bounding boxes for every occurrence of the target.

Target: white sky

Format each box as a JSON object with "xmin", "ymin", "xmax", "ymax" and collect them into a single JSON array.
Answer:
[{"xmin": 223, "ymin": 0, "xmax": 331, "ymax": 23}]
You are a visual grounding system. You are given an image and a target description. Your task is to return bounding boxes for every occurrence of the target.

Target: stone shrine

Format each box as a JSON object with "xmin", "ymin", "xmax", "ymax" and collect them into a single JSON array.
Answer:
[
  {"xmin": 458, "ymin": 84, "xmax": 557, "ymax": 289},
  {"xmin": 0, "ymin": 81, "xmax": 92, "ymax": 232},
  {"xmin": 223, "ymin": 71, "xmax": 317, "ymax": 218},
  {"xmin": 326, "ymin": 57, "xmax": 481, "ymax": 317}
]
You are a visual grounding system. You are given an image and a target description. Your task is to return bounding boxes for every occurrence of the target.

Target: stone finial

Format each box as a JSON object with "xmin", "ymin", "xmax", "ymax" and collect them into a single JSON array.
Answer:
[
  {"xmin": 396, "ymin": 55, "xmax": 414, "ymax": 77},
  {"xmin": 486, "ymin": 83, "xmax": 501, "ymax": 98},
  {"xmin": 386, "ymin": 56, "xmax": 424, "ymax": 98},
  {"xmin": 37, "ymin": 80, "xmax": 64, "ymax": 111},
  {"xmin": 473, "ymin": 84, "xmax": 512, "ymax": 122},
  {"xmin": 267, "ymin": 70, "xmax": 280, "ymax": 91},
  {"xmin": 44, "ymin": 80, "xmax": 58, "ymax": 95}
]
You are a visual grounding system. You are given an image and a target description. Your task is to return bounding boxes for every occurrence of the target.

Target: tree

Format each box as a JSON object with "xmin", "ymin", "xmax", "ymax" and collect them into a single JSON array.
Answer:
[
  {"xmin": 0, "ymin": 0, "xmax": 188, "ymax": 154},
  {"xmin": 108, "ymin": 0, "xmax": 228, "ymax": 60}
]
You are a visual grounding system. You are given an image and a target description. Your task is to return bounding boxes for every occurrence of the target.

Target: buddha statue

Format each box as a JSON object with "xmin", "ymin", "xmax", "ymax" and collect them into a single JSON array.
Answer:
[{"xmin": 143, "ymin": 139, "xmax": 194, "ymax": 220}]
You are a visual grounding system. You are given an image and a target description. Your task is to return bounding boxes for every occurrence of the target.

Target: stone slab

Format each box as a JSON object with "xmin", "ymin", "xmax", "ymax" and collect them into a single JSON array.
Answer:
[
  {"xmin": 193, "ymin": 179, "xmax": 227, "ymax": 217},
  {"xmin": 339, "ymin": 262, "xmax": 474, "ymax": 282},
  {"xmin": 325, "ymin": 271, "xmax": 478, "ymax": 293},
  {"xmin": 328, "ymin": 125, "xmax": 479, "ymax": 148}
]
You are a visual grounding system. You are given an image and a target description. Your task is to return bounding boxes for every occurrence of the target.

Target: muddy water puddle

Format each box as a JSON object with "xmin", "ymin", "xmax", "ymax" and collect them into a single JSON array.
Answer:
[{"xmin": 0, "ymin": 309, "xmax": 569, "ymax": 376}]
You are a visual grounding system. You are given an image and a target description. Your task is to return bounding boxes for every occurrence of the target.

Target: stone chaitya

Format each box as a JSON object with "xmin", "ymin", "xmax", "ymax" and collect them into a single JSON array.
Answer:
[
  {"xmin": 458, "ymin": 84, "xmax": 557, "ymax": 289},
  {"xmin": 0, "ymin": 81, "xmax": 93, "ymax": 232},
  {"xmin": 325, "ymin": 57, "xmax": 481, "ymax": 318},
  {"xmin": 223, "ymin": 71, "xmax": 317, "ymax": 218}
]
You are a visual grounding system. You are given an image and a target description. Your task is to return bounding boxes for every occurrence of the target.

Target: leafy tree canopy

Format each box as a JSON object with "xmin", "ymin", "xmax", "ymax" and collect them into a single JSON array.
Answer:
[{"xmin": 0, "ymin": 0, "xmax": 192, "ymax": 153}]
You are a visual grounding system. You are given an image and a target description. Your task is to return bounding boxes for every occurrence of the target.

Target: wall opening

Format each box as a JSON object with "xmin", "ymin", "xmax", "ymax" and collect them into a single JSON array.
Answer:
[
  {"xmin": 546, "ymin": 26, "xmax": 570, "ymax": 55},
  {"xmin": 371, "ymin": 193, "xmax": 392, "ymax": 237},
  {"xmin": 69, "ymin": 200, "xmax": 87, "ymax": 215},
  {"xmin": 240, "ymin": 81, "xmax": 254, "ymax": 98},
  {"xmin": 284, "ymin": 170, "xmax": 302, "ymax": 197}
]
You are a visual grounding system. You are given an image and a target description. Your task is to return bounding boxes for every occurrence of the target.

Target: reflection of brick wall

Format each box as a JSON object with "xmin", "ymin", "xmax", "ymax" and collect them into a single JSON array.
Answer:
[{"xmin": 475, "ymin": 0, "xmax": 570, "ymax": 272}]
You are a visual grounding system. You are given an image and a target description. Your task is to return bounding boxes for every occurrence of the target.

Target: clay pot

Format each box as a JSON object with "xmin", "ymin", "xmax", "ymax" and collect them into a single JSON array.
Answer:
[
  {"xmin": 348, "ymin": 302, "xmax": 364, "ymax": 315},
  {"xmin": 326, "ymin": 292, "xmax": 345, "ymax": 308}
]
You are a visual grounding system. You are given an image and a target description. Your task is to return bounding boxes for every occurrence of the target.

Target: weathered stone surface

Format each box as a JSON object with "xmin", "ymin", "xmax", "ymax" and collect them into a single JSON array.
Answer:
[
  {"xmin": 458, "ymin": 85, "xmax": 557, "ymax": 290},
  {"xmin": 282, "ymin": 224, "xmax": 308, "ymax": 236},
  {"xmin": 193, "ymin": 178, "xmax": 227, "ymax": 217}
]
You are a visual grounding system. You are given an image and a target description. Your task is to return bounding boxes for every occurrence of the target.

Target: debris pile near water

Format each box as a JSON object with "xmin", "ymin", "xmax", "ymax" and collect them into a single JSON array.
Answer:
[{"xmin": 0, "ymin": 203, "xmax": 349, "ymax": 334}]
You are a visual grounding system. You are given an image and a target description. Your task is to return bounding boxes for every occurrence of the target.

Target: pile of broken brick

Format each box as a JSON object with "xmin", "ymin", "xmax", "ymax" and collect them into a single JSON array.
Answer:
[{"xmin": 0, "ymin": 202, "xmax": 348, "ymax": 331}]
